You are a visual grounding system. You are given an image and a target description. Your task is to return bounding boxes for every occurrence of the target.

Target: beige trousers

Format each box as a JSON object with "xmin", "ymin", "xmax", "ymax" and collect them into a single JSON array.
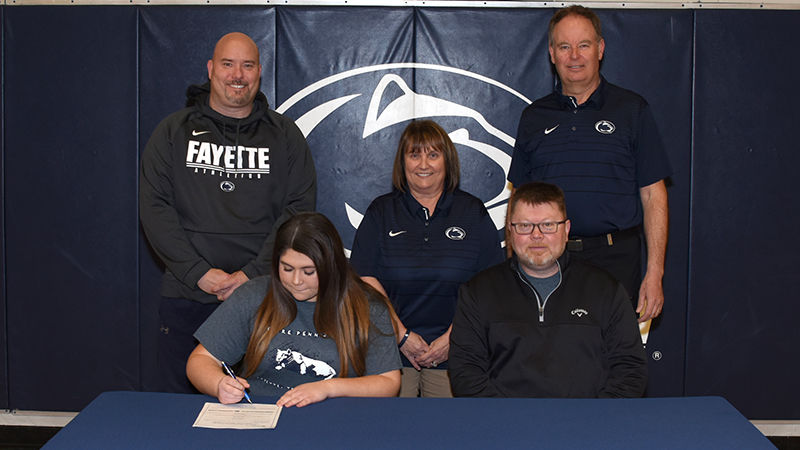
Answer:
[{"xmin": 399, "ymin": 367, "xmax": 453, "ymax": 398}]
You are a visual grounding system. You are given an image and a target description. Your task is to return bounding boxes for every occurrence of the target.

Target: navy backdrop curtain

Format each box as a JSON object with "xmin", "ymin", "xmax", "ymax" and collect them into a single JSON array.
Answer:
[
  {"xmin": 3, "ymin": 6, "xmax": 139, "ymax": 410},
  {"xmin": 689, "ymin": 9, "xmax": 800, "ymax": 419}
]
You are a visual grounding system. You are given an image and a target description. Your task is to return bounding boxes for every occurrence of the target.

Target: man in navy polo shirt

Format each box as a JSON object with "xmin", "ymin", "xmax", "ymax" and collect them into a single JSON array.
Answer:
[{"xmin": 508, "ymin": 5, "xmax": 671, "ymax": 322}]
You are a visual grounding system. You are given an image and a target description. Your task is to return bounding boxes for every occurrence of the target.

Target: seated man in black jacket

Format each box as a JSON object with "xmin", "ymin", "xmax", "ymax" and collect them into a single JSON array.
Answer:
[{"xmin": 449, "ymin": 182, "xmax": 647, "ymax": 398}]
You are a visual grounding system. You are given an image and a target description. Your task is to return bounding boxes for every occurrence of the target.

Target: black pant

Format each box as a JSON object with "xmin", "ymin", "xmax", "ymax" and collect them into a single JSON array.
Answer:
[
  {"xmin": 157, "ymin": 297, "xmax": 220, "ymax": 393},
  {"xmin": 568, "ymin": 230, "xmax": 643, "ymax": 311}
]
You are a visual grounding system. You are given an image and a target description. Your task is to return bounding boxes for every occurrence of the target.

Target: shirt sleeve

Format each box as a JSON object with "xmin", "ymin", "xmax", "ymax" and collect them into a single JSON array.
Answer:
[
  {"xmin": 365, "ymin": 298, "xmax": 402, "ymax": 375},
  {"xmin": 139, "ymin": 117, "xmax": 212, "ymax": 288},
  {"xmin": 194, "ymin": 277, "xmax": 269, "ymax": 364},
  {"xmin": 475, "ymin": 203, "xmax": 506, "ymax": 271},
  {"xmin": 634, "ymin": 102, "xmax": 673, "ymax": 188},
  {"xmin": 449, "ymin": 283, "xmax": 502, "ymax": 397},
  {"xmin": 349, "ymin": 201, "xmax": 382, "ymax": 278},
  {"xmin": 598, "ymin": 282, "xmax": 649, "ymax": 398},
  {"xmin": 508, "ymin": 105, "xmax": 540, "ymax": 187}
]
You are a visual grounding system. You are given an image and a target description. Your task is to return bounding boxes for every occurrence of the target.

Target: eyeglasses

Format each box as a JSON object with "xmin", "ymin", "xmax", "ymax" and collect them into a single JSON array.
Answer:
[{"xmin": 509, "ymin": 220, "xmax": 567, "ymax": 235}]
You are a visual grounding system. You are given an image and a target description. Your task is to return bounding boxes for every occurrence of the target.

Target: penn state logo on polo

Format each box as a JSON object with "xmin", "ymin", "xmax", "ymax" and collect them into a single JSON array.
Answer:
[
  {"xmin": 595, "ymin": 120, "xmax": 616, "ymax": 134},
  {"xmin": 277, "ymin": 63, "xmax": 531, "ymax": 252},
  {"xmin": 445, "ymin": 226, "xmax": 466, "ymax": 241},
  {"xmin": 219, "ymin": 180, "xmax": 235, "ymax": 192}
]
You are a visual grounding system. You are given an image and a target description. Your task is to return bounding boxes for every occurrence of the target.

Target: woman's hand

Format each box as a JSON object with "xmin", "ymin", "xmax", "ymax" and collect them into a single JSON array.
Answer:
[
  {"xmin": 217, "ymin": 376, "xmax": 250, "ymax": 404},
  {"xmin": 277, "ymin": 371, "xmax": 401, "ymax": 407},
  {"xmin": 276, "ymin": 381, "xmax": 331, "ymax": 408},
  {"xmin": 400, "ymin": 331, "xmax": 430, "ymax": 370},
  {"xmin": 416, "ymin": 327, "xmax": 451, "ymax": 369}
]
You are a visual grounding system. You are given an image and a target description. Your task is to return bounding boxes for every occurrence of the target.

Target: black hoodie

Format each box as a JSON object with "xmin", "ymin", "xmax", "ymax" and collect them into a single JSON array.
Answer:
[{"xmin": 140, "ymin": 82, "xmax": 316, "ymax": 303}]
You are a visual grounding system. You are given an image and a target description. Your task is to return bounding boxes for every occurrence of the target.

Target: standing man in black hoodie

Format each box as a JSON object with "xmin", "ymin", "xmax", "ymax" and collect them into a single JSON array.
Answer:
[{"xmin": 140, "ymin": 32, "xmax": 316, "ymax": 393}]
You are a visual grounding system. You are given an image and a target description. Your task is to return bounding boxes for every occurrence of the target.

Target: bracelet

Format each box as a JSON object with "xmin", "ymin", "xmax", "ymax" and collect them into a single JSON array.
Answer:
[{"xmin": 398, "ymin": 329, "xmax": 410, "ymax": 348}]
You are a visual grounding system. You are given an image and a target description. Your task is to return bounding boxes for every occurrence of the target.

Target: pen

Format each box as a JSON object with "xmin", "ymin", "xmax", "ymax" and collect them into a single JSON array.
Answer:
[{"xmin": 221, "ymin": 361, "xmax": 253, "ymax": 404}]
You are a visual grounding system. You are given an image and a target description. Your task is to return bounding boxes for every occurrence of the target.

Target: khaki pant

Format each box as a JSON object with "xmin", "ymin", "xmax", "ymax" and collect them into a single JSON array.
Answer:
[{"xmin": 399, "ymin": 367, "xmax": 453, "ymax": 398}]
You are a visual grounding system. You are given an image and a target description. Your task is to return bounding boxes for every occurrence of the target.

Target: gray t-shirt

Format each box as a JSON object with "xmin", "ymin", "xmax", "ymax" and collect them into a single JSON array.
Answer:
[
  {"xmin": 522, "ymin": 271, "xmax": 561, "ymax": 302},
  {"xmin": 195, "ymin": 276, "xmax": 401, "ymax": 396}
]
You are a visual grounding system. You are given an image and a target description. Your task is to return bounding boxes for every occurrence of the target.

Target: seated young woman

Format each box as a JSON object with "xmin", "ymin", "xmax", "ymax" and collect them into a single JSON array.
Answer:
[{"xmin": 186, "ymin": 212, "xmax": 402, "ymax": 407}]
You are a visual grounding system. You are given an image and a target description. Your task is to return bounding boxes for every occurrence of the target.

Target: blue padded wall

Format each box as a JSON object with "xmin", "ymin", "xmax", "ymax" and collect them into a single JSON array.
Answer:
[
  {"xmin": 689, "ymin": 9, "xmax": 800, "ymax": 419},
  {"xmin": 0, "ymin": 3, "xmax": 6, "ymax": 411},
  {"xmin": 3, "ymin": 6, "xmax": 138, "ymax": 410}
]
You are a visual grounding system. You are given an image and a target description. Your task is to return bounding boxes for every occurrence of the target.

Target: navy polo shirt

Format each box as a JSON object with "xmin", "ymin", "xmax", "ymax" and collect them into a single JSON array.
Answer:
[
  {"xmin": 509, "ymin": 78, "xmax": 672, "ymax": 236},
  {"xmin": 350, "ymin": 188, "xmax": 504, "ymax": 367}
]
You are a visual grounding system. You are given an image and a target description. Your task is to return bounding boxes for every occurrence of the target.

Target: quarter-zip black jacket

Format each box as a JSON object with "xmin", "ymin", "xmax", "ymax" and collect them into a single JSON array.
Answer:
[
  {"xmin": 140, "ymin": 83, "xmax": 316, "ymax": 303},
  {"xmin": 449, "ymin": 252, "xmax": 647, "ymax": 398}
]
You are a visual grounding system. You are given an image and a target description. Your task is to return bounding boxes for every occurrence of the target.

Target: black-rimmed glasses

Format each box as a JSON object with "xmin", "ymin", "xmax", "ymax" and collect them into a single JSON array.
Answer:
[{"xmin": 509, "ymin": 220, "xmax": 567, "ymax": 235}]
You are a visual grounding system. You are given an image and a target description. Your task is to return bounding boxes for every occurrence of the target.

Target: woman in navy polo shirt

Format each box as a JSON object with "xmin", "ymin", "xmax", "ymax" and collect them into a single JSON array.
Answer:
[{"xmin": 350, "ymin": 120, "xmax": 504, "ymax": 397}]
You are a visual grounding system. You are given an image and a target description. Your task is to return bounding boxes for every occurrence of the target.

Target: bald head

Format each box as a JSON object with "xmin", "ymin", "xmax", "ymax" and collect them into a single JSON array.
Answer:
[
  {"xmin": 212, "ymin": 32, "xmax": 260, "ymax": 66},
  {"xmin": 207, "ymin": 32, "xmax": 262, "ymax": 118}
]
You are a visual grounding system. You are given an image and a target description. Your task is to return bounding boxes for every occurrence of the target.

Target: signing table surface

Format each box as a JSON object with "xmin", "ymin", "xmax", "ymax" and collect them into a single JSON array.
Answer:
[{"xmin": 45, "ymin": 391, "xmax": 772, "ymax": 449}]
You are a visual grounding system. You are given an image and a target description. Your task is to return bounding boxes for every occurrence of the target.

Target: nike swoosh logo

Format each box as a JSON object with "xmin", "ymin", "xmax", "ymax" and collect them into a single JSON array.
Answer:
[
  {"xmin": 544, "ymin": 125, "xmax": 559, "ymax": 135},
  {"xmin": 192, "ymin": 130, "xmax": 211, "ymax": 136},
  {"xmin": 388, "ymin": 230, "xmax": 407, "ymax": 237}
]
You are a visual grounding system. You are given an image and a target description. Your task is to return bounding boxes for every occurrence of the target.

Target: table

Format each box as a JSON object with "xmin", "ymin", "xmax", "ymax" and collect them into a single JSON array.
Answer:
[{"xmin": 44, "ymin": 391, "xmax": 773, "ymax": 449}]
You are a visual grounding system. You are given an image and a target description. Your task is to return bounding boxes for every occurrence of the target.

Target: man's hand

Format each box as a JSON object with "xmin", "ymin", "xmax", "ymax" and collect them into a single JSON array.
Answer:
[
  {"xmin": 637, "ymin": 272, "xmax": 664, "ymax": 322},
  {"xmin": 197, "ymin": 269, "xmax": 231, "ymax": 296},
  {"xmin": 215, "ymin": 271, "xmax": 249, "ymax": 301}
]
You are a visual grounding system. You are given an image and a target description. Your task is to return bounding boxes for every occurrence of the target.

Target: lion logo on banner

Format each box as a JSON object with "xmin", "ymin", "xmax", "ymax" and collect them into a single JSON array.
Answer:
[{"xmin": 277, "ymin": 63, "xmax": 531, "ymax": 252}]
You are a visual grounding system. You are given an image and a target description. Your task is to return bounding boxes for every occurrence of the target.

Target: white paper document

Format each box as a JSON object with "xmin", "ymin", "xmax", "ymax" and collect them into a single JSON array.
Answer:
[{"xmin": 192, "ymin": 402, "xmax": 282, "ymax": 429}]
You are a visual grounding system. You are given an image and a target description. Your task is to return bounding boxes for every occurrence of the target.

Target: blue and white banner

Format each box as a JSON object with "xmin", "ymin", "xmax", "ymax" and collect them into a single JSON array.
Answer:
[{"xmin": 274, "ymin": 8, "xmax": 553, "ymax": 249}]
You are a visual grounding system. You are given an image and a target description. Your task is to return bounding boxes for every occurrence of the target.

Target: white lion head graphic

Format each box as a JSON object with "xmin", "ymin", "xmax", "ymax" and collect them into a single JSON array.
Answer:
[{"xmin": 278, "ymin": 63, "xmax": 531, "ymax": 251}]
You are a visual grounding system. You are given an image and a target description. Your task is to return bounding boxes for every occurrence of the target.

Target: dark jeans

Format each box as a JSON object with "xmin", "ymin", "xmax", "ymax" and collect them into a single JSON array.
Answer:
[
  {"xmin": 568, "ymin": 231, "xmax": 643, "ymax": 311},
  {"xmin": 157, "ymin": 297, "xmax": 220, "ymax": 393}
]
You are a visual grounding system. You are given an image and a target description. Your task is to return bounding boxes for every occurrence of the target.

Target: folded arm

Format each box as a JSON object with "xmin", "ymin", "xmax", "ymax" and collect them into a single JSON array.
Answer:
[{"xmin": 361, "ymin": 276, "xmax": 430, "ymax": 370}]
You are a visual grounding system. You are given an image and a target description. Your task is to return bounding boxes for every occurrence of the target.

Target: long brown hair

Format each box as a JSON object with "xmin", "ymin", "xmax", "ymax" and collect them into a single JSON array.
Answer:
[{"xmin": 241, "ymin": 212, "xmax": 387, "ymax": 378}]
